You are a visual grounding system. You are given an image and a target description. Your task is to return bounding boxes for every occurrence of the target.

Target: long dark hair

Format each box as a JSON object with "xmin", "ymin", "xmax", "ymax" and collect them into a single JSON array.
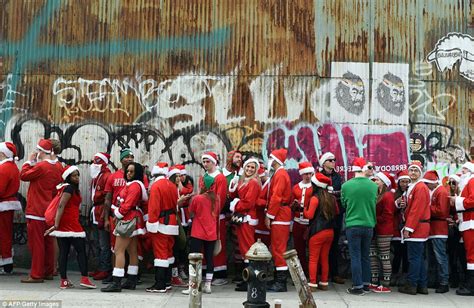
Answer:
[
  {"xmin": 65, "ymin": 171, "xmax": 80, "ymax": 194},
  {"xmin": 311, "ymin": 184, "xmax": 336, "ymax": 221},
  {"xmin": 377, "ymin": 184, "xmax": 389, "ymax": 203},
  {"xmin": 125, "ymin": 162, "xmax": 144, "ymax": 183}
]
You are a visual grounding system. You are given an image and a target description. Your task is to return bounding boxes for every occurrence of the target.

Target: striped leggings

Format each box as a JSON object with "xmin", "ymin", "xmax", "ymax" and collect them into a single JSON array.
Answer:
[{"xmin": 370, "ymin": 235, "xmax": 392, "ymax": 286}]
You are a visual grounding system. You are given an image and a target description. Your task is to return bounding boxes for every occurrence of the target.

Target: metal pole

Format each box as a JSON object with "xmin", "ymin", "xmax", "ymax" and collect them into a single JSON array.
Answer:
[
  {"xmin": 283, "ymin": 249, "xmax": 316, "ymax": 308},
  {"xmin": 188, "ymin": 253, "xmax": 203, "ymax": 308}
]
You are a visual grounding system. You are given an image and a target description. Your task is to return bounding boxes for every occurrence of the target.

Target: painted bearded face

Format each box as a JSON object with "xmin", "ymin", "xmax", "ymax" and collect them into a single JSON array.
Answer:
[
  {"xmin": 376, "ymin": 73, "xmax": 406, "ymax": 116},
  {"xmin": 335, "ymin": 73, "xmax": 366, "ymax": 115}
]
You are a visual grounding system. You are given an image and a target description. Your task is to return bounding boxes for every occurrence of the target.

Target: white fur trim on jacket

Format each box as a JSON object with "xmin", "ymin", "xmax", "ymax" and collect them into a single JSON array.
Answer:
[
  {"xmin": 0, "ymin": 200, "xmax": 22, "ymax": 212},
  {"xmin": 114, "ymin": 208, "xmax": 124, "ymax": 219},
  {"xmin": 146, "ymin": 221, "xmax": 179, "ymax": 235},
  {"xmin": 229, "ymin": 198, "xmax": 240, "ymax": 212},
  {"xmin": 50, "ymin": 230, "xmax": 86, "ymax": 238},
  {"xmin": 455, "ymin": 197, "xmax": 465, "ymax": 211},
  {"xmin": 25, "ymin": 215, "xmax": 45, "ymax": 221}
]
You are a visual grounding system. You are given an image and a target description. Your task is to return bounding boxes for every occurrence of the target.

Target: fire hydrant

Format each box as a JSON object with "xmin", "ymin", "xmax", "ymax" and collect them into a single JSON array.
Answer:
[{"xmin": 242, "ymin": 239, "xmax": 272, "ymax": 308}]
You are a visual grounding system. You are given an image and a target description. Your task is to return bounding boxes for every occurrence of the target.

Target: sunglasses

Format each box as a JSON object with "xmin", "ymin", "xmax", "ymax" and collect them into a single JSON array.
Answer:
[
  {"xmin": 367, "ymin": 166, "xmax": 373, "ymax": 170},
  {"xmin": 448, "ymin": 181, "xmax": 457, "ymax": 185},
  {"xmin": 327, "ymin": 159, "xmax": 336, "ymax": 162}
]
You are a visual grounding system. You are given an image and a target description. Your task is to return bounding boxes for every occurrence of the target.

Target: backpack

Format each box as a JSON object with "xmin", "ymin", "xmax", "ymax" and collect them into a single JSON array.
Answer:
[{"xmin": 45, "ymin": 184, "xmax": 69, "ymax": 227}]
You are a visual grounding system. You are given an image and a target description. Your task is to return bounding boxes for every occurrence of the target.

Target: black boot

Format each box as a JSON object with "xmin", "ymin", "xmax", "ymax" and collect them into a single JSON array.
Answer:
[
  {"xmin": 3, "ymin": 264, "xmax": 13, "ymax": 274},
  {"xmin": 456, "ymin": 270, "xmax": 474, "ymax": 296},
  {"xmin": 100, "ymin": 276, "xmax": 122, "ymax": 292},
  {"xmin": 121, "ymin": 274, "xmax": 137, "ymax": 290},
  {"xmin": 146, "ymin": 267, "xmax": 167, "ymax": 293},
  {"xmin": 267, "ymin": 270, "xmax": 287, "ymax": 292},
  {"xmin": 165, "ymin": 267, "xmax": 172, "ymax": 290}
]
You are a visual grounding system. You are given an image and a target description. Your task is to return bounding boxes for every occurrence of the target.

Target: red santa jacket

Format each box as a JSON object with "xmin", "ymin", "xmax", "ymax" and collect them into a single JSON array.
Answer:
[
  {"xmin": 255, "ymin": 179, "xmax": 270, "ymax": 235},
  {"xmin": 429, "ymin": 185, "xmax": 449, "ymax": 238},
  {"xmin": 114, "ymin": 180, "xmax": 148, "ymax": 222},
  {"xmin": 0, "ymin": 159, "xmax": 21, "ymax": 212},
  {"xmin": 179, "ymin": 180, "xmax": 194, "ymax": 226},
  {"xmin": 375, "ymin": 191, "xmax": 395, "ymax": 236},
  {"xmin": 146, "ymin": 176, "xmax": 179, "ymax": 235},
  {"xmin": 266, "ymin": 167, "xmax": 292, "ymax": 225},
  {"xmin": 21, "ymin": 159, "xmax": 63, "ymax": 220},
  {"xmin": 199, "ymin": 170, "xmax": 227, "ymax": 220},
  {"xmin": 292, "ymin": 182, "xmax": 313, "ymax": 225},
  {"xmin": 403, "ymin": 180, "xmax": 431, "ymax": 242},
  {"xmin": 91, "ymin": 167, "xmax": 111, "ymax": 228},
  {"xmin": 229, "ymin": 178, "xmax": 260, "ymax": 225},
  {"xmin": 189, "ymin": 194, "xmax": 217, "ymax": 241},
  {"xmin": 455, "ymin": 175, "xmax": 474, "ymax": 232},
  {"xmin": 50, "ymin": 184, "xmax": 85, "ymax": 238}
]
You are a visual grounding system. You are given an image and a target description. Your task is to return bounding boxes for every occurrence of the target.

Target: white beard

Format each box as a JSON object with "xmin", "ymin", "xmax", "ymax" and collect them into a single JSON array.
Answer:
[
  {"xmin": 459, "ymin": 172, "xmax": 471, "ymax": 192},
  {"xmin": 90, "ymin": 164, "xmax": 102, "ymax": 179}
]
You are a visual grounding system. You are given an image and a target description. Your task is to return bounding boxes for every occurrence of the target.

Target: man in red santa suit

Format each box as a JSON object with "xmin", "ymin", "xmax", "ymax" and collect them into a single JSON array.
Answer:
[
  {"xmin": 291, "ymin": 161, "xmax": 314, "ymax": 275},
  {"xmin": 450, "ymin": 161, "xmax": 474, "ymax": 296},
  {"xmin": 0, "ymin": 142, "xmax": 21, "ymax": 275},
  {"xmin": 398, "ymin": 161, "xmax": 431, "ymax": 295},
  {"xmin": 20, "ymin": 139, "xmax": 63, "ymax": 283},
  {"xmin": 422, "ymin": 170, "xmax": 450, "ymax": 293},
  {"xmin": 265, "ymin": 148, "xmax": 292, "ymax": 292},
  {"xmin": 89, "ymin": 152, "xmax": 112, "ymax": 281},
  {"xmin": 145, "ymin": 162, "xmax": 179, "ymax": 293},
  {"xmin": 199, "ymin": 152, "xmax": 228, "ymax": 285},
  {"xmin": 255, "ymin": 164, "xmax": 270, "ymax": 247}
]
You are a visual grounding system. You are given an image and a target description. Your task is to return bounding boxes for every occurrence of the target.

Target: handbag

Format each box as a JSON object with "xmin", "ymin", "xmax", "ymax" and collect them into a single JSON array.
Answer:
[
  {"xmin": 114, "ymin": 217, "xmax": 137, "ymax": 238},
  {"xmin": 213, "ymin": 214, "xmax": 222, "ymax": 256},
  {"xmin": 230, "ymin": 212, "xmax": 246, "ymax": 225}
]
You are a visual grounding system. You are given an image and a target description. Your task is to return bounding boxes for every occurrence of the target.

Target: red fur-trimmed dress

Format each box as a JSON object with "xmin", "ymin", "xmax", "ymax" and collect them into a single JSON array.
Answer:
[
  {"xmin": 113, "ymin": 180, "xmax": 148, "ymax": 238},
  {"xmin": 50, "ymin": 184, "xmax": 85, "ymax": 238}
]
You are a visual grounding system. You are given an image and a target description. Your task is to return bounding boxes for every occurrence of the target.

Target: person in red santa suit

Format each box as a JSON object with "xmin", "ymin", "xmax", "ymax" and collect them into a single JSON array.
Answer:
[
  {"xmin": 198, "ymin": 152, "xmax": 228, "ymax": 286},
  {"xmin": 255, "ymin": 164, "xmax": 270, "ymax": 247},
  {"xmin": 20, "ymin": 139, "xmax": 63, "ymax": 283},
  {"xmin": 450, "ymin": 161, "xmax": 474, "ymax": 296},
  {"xmin": 45, "ymin": 166, "xmax": 96, "ymax": 289},
  {"xmin": 304, "ymin": 173, "xmax": 338, "ymax": 291},
  {"xmin": 101, "ymin": 162, "xmax": 147, "ymax": 292},
  {"xmin": 0, "ymin": 142, "xmax": 21, "ymax": 275},
  {"xmin": 89, "ymin": 152, "xmax": 112, "ymax": 281},
  {"xmin": 398, "ymin": 161, "xmax": 431, "ymax": 295},
  {"xmin": 369, "ymin": 172, "xmax": 396, "ymax": 293},
  {"xmin": 291, "ymin": 161, "xmax": 314, "ymax": 275},
  {"xmin": 229, "ymin": 157, "xmax": 261, "ymax": 292},
  {"xmin": 421, "ymin": 170, "xmax": 450, "ymax": 293},
  {"xmin": 145, "ymin": 163, "xmax": 181, "ymax": 293},
  {"xmin": 265, "ymin": 148, "xmax": 292, "ymax": 292}
]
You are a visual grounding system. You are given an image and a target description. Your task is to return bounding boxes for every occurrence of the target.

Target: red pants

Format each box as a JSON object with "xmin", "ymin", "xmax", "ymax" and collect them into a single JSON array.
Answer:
[
  {"xmin": 213, "ymin": 218, "xmax": 227, "ymax": 273},
  {"xmin": 308, "ymin": 229, "xmax": 334, "ymax": 284},
  {"xmin": 463, "ymin": 229, "xmax": 474, "ymax": 270},
  {"xmin": 255, "ymin": 230, "xmax": 271, "ymax": 247},
  {"xmin": 150, "ymin": 232, "xmax": 174, "ymax": 268},
  {"xmin": 236, "ymin": 223, "xmax": 255, "ymax": 261},
  {"xmin": 0, "ymin": 211, "xmax": 14, "ymax": 265},
  {"xmin": 27, "ymin": 219, "xmax": 55, "ymax": 279},
  {"xmin": 293, "ymin": 221, "xmax": 308, "ymax": 273},
  {"xmin": 270, "ymin": 224, "xmax": 290, "ymax": 270},
  {"xmin": 232, "ymin": 225, "xmax": 243, "ymax": 262}
]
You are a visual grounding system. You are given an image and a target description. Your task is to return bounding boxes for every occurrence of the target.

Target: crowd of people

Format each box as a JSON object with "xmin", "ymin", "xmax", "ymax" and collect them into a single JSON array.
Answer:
[{"xmin": 0, "ymin": 138, "xmax": 473, "ymax": 298}]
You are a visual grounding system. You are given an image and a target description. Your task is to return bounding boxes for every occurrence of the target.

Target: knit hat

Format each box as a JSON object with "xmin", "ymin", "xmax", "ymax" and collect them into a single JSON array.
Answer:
[
  {"xmin": 449, "ymin": 173, "xmax": 461, "ymax": 183},
  {"xmin": 375, "ymin": 172, "xmax": 396, "ymax": 188},
  {"xmin": 397, "ymin": 170, "xmax": 410, "ymax": 181},
  {"xmin": 243, "ymin": 157, "xmax": 260, "ymax": 170},
  {"xmin": 62, "ymin": 165, "xmax": 79, "ymax": 180},
  {"xmin": 351, "ymin": 157, "xmax": 367, "ymax": 172},
  {"xmin": 311, "ymin": 173, "xmax": 332, "ymax": 190},
  {"xmin": 408, "ymin": 161, "xmax": 423, "ymax": 173},
  {"xmin": 462, "ymin": 161, "xmax": 474, "ymax": 173},
  {"xmin": 167, "ymin": 166, "xmax": 181, "ymax": 178},
  {"xmin": 175, "ymin": 164, "xmax": 186, "ymax": 175},
  {"xmin": 269, "ymin": 149, "xmax": 287, "ymax": 166},
  {"xmin": 319, "ymin": 152, "xmax": 335, "ymax": 167},
  {"xmin": 202, "ymin": 152, "xmax": 218, "ymax": 165},
  {"xmin": 0, "ymin": 142, "xmax": 17, "ymax": 159},
  {"xmin": 299, "ymin": 161, "xmax": 315, "ymax": 175},
  {"xmin": 37, "ymin": 139, "xmax": 53, "ymax": 154},
  {"xmin": 421, "ymin": 170, "xmax": 439, "ymax": 184},
  {"xmin": 151, "ymin": 162, "xmax": 169, "ymax": 176},
  {"xmin": 94, "ymin": 152, "xmax": 111, "ymax": 165},
  {"xmin": 120, "ymin": 148, "xmax": 134, "ymax": 161}
]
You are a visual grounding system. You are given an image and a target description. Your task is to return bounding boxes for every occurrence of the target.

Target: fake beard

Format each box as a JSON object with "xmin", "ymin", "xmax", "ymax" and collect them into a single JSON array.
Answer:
[
  {"xmin": 90, "ymin": 164, "xmax": 102, "ymax": 179},
  {"xmin": 459, "ymin": 172, "xmax": 471, "ymax": 191}
]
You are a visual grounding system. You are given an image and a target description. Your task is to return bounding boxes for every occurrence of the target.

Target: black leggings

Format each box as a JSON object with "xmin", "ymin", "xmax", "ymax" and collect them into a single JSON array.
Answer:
[
  {"xmin": 391, "ymin": 240, "xmax": 408, "ymax": 274},
  {"xmin": 57, "ymin": 237, "xmax": 88, "ymax": 279},
  {"xmin": 189, "ymin": 237, "xmax": 215, "ymax": 275}
]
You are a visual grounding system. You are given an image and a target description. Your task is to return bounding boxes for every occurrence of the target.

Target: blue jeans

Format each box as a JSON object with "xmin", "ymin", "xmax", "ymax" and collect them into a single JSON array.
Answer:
[
  {"xmin": 428, "ymin": 238, "xmax": 449, "ymax": 285},
  {"xmin": 95, "ymin": 226, "xmax": 112, "ymax": 272},
  {"xmin": 406, "ymin": 241, "xmax": 427, "ymax": 288},
  {"xmin": 346, "ymin": 227, "xmax": 373, "ymax": 288}
]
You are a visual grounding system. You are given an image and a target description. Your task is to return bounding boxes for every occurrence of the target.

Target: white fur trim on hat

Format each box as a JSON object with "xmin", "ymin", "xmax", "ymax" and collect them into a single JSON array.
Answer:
[
  {"xmin": 167, "ymin": 168, "xmax": 181, "ymax": 178},
  {"xmin": 462, "ymin": 162, "xmax": 474, "ymax": 173},
  {"xmin": 180, "ymin": 169, "xmax": 187, "ymax": 175},
  {"xmin": 202, "ymin": 154, "xmax": 217, "ymax": 165},
  {"xmin": 243, "ymin": 158, "xmax": 260, "ymax": 170},
  {"xmin": 270, "ymin": 154, "xmax": 283, "ymax": 166},
  {"xmin": 94, "ymin": 153, "xmax": 109, "ymax": 164},
  {"xmin": 62, "ymin": 166, "xmax": 79, "ymax": 180},
  {"xmin": 449, "ymin": 174, "xmax": 460, "ymax": 183},
  {"xmin": 299, "ymin": 167, "xmax": 315, "ymax": 175},
  {"xmin": 398, "ymin": 175, "xmax": 410, "ymax": 181},
  {"xmin": 408, "ymin": 163, "xmax": 423, "ymax": 173},
  {"xmin": 319, "ymin": 152, "xmax": 335, "ymax": 167},
  {"xmin": 36, "ymin": 144, "xmax": 51, "ymax": 154},
  {"xmin": 311, "ymin": 175, "xmax": 329, "ymax": 189},
  {"xmin": 352, "ymin": 166, "xmax": 362, "ymax": 172},
  {"xmin": 152, "ymin": 165, "xmax": 169, "ymax": 176},
  {"xmin": 376, "ymin": 172, "xmax": 391, "ymax": 188},
  {"xmin": 421, "ymin": 178, "xmax": 439, "ymax": 184},
  {"xmin": 0, "ymin": 143, "xmax": 13, "ymax": 158}
]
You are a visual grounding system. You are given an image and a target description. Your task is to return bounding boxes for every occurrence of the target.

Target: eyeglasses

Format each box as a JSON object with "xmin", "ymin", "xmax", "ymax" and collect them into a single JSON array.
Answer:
[{"xmin": 327, "ymin": 159, "xmax": 336, "ymax": 162}]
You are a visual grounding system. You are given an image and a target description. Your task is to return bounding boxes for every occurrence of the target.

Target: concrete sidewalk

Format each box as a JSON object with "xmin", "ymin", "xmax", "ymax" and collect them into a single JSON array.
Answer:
[{"xmin": 0, "ymin": 270, "xmax": 472, "ymax": 308}]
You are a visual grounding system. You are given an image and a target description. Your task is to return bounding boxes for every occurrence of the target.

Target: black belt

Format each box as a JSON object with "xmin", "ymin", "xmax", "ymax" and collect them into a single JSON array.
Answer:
[
  {"xmin": 457, "ymin": 208, "xmax": 474, "ymax": 213},
  {"xmin": 419, "ymin": 219, "xmax": 430, "ymax": 223},
  {"xmin": 159, "ymin": 209, "xmax": 176, "ymax": 225},
  {"xmin": 431, "ymin": 217, "xmax": 447, "ymax": 222}
]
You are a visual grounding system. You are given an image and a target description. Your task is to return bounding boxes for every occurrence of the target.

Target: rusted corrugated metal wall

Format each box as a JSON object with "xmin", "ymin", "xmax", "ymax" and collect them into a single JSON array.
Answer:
[{"xmin": 0, "ymin": 0, "xmax": 472, "ymax": 204}]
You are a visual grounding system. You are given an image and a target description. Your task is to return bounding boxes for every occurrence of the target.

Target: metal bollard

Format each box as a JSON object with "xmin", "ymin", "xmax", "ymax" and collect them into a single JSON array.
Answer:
[
  {"xmin": 283, "ymin": 249, "xmax": 316, "ymax": 308},
  {"xmin": 243, "ymin": 239, "xmax": 272, "ymax": 308},
  {"xmin": 188, "ymin": 253, "xmax": 203, "ymax": 308}
]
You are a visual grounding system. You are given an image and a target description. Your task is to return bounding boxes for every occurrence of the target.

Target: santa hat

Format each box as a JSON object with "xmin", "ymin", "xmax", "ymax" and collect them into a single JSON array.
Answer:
[
  {"xmin": 351, "ymin": 157, "xmax": 367, "ymax": 172},
  {"xmin": 243, "ymin": 157, "xmax": 260, "ymax": 170},
  {"xmin": 462, "ymin": 161, "xmax": 474, "ymax": 173},
  {"xmin": 270, "ymin": 149, "xmax": 287, "ymax": 166},
  {"xmin": 94, "ymin": 152, "xmax": 110, "ymax": 165},
  {"xmin": 376, "ymin": 172, "xmax": 396, "ymax": 188},
  {"xmin": 449, "ymin": 173, "xmax": 461, "ymax": 183},
  {"xmin": 0, "ymin": 142, "xmax": 17, "ymax": 160},
  {"xmin": 397, "ymin": 169, "xmax": 410, "ymax": 181},
  {"xmin": 258, "ymin": 164, "xmax": 267, "ymax": 178},
  {"xmin": 62, "ymin": 165, "xmax": 79, "ymax": 180},
  {"xmin": 319, "ymin": 152, "xmax": 335, "ymax": 167},
  {"xmin": 299, "ymin": 161, "xmax": 315, "ymax": 175},
  {"xmin": 167, "ymin": 166, "xmax": 181, "ymax": 178},
  {"xmin": 421, "ymin": 170, "xmax": 439, "ymax": 184},
  {"xmin": 175, "ymin": 164, "xmax": 186, "ymax": 175},
  {"xmin": 202, "ymin": 152, "xmax": 218, "ymax": 165},
  {"xmin": 37, "ymin": 139, "xmax": 53, "ymax": 154},
  {"xmin": 151, "ymin": 162, "xmax": 169, "ymax": 176},
  {"xmin": 311, "ymin": 173, "xmax": 333, "ymax": 190},
  {"xmin": 408, "ymin": 161, "xmax": 423, "ymax": 173}
]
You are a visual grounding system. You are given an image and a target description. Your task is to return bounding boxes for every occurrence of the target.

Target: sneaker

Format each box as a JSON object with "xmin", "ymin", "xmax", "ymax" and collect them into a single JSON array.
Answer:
[
  {"xmin": 363, "ymin": 285, "xmax": 371, "ymax": 293},
  {"xmin": 368, "ymin": 284, "xmax": 379, "ymax": 291},
  {"xmin": 181, "ymin": 287, "xmax": 191, "ymax": 295},
  {"xmin": 318, "ymin": 283, "xmax": 329, "ymax": 291},
  {"xmin": 373, "ymin": 285, "xmax": 391, "ymax": 293},
  {"xmin": 171, "ymin": 276, "xmax": 188, "ymax": 288},
  {"xmin": 80, "ymin": 277, "xmax": 97, "ymax": 289},
  {"xmin": 211, "ymin": 278, "xmax": 228, "ymax": 286},
  {"xmin": 346, "ymin": 287, "xmax": 365, "ymax": 295},
  {"xmin": 203, "ymin": 281, "xmax": 212, "ymax": 294},
  {"xmin": 146, "ymin": 284, "xmax": 167, "ymax": 293},
  {"xmin": 60, "ymin": 279, "xmax": 74, "ymax": 290},
  {"xmin": 417, "ymin": 286, "xmax": 429, "ymax": 295}
]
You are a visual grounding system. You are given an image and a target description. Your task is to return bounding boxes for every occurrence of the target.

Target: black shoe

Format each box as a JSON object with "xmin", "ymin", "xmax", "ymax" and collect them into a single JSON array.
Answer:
[
  {"xmin": 146, "ymin": 284, "xmax": 167, "ymax": 293},
  {"xmin": 456, "ymin": 286, "xmax": 474, "ymax": 296},
  {"xmin": 121, "ymin": 274, "xmax": 137, "ymax": 290},
  {"xmin": 101, "ymin": 276, "xmax": 122, "ymax": 292},
  {"xmin": 417, "ymin": 286, "xmax": 429, "ymax": 295},
  {"xmin": 435, "ymin": 284, "xmax": 449, "ymax": 294},
  {"xmin": 398, "ymin": 284, "xmax": 417, "ymax": 295},
  {"xmin": 235, "ymin": 281, "xmax": 247, "ymax": 292},
  {"xmin": 102, "ymin": 275, "xmax": 113, "ymax": 284},
  {"xmin": 146, "ymin": 267, "xmax": 167, "ymax": 293},
  {"xmin": 3, "ymin": 264, "xmax": 13, "ymax": 274},
  {"xmin": 267, "ymin": 271, "xmax": 287, "ymax": 292},
  {"xmin": 346, "ymin": 287, "xmax": 365, "ymax": 295}
]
